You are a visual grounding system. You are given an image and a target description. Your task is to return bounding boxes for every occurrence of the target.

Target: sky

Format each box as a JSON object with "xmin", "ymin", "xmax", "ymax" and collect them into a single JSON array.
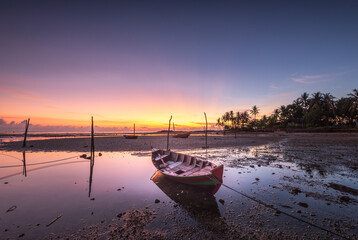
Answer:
[{"xmin": 0, "ymin": 0, "xmax": 357, "ymax": 132}]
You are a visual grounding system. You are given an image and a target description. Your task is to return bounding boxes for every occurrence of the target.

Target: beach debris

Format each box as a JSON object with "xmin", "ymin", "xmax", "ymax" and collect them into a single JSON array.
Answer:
[
  {"xmin": 291, "ymin": 187, "xmax": 301, "ymax": 195},
  {"xmin": 19, "ymin": 233, "xmax": 25, "ymax": 238},
  {"xmin": 6, "ymin": 205, "xmax": 17, "ymax": 212},
  {"xmin": 99, "ymin": 153, "xmax": 102, "ymax": 156},
  {"xmin": 255, "ymin": 178, "xmax": 260, "ymax": 181},
  {"xmin": 117, "ymin": 212, "xmax": 125, "ymax": 218},
  {"xmin": 219, "ymin": 199, "xmax": 225, "ymax": 205},
  {"xmin": 340, "ymin": 196, "xmax": 351, "ymax": 202},
  {"xmin": 4, "ymin": 182, "xmax": 8, "ymax": 184},
  {"xmin": 117, "ymin": 188, "xmax": 122, "ymax": 191},
  {"xmin": 155, "ymin": 199, "xmax": 160, "ymax": 203},
  {"xmin": 90, "ymin": 198, "xmax": 95, "ymax": 201},
  {"xmin": 329, "ymin": 183, "xmax": 358, "ymax": 196},
  {"xmin": 46, "ymin": 214, "xmax": 62, "ymax": 227},
  {"xmin": 80, "ymin": 154, "xmax": 87, "ymax": 158},
  {"xmin": 298, "ymin": 202, "xmax": 308, "ymax": 208}
]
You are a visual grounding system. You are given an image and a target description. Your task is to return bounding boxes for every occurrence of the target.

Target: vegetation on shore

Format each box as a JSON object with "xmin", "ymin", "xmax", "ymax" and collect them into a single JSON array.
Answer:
[{"xmin": 217, "ymin": 89, "xmax": 358, "ymax": 131}]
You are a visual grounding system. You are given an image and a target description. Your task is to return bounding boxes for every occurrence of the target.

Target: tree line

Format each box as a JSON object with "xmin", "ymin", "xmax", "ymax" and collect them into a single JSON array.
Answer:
[{"xmin": 217, "ymin": 89, "xmax": 358, "ymax": 130}]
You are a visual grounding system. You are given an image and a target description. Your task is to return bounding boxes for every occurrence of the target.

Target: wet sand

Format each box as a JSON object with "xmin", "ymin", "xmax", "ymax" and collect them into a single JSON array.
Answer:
[
  {"xmin": 1, "ymin": 132, "xmax": 357, "ymax": 239},
  {"xmin": 0, "ymin": 133, "xmax": 285, "ymax": 152}
]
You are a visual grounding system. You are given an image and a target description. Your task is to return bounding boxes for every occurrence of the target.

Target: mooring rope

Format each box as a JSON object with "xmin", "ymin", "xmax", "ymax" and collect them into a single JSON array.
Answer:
[
  {"xmin": 0, "ymin": 153, "xmax": 22, "ymax": 161},
  {"xmin": 208, "ymin": 175, "xmax": 350, "ymax": 240},
  {"xmin": 0, "ymin": 155, "xmax": 83, "ymax": 168}
]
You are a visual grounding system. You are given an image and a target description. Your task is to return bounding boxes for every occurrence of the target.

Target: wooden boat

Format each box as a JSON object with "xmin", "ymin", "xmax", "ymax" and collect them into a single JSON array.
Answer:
[
  {"xmin": 172, "ymin": 122, "xmax": 190, "ymax": 138},
  {"xmin": 151, "ymin": 148, "xmax": 223, "ymax": 185},
  {"xmin": 123, "ymin": 135, "xmax": 138, "ymax": 139},
  {"xmin": 173, "ymin": 132, "xmax": 190, "ymax": 138},
  {"xmin": 124, "ymin": 123, "xmax": 138, "ymax": 139}
]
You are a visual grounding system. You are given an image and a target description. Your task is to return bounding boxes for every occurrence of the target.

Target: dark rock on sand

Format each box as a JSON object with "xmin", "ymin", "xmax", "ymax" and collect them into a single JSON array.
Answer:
[
  {"xmin": 298, "ymin": 202, "xmax": 308, "ymax": 208},
  {"xmin": 155, "ymin": 199, "xmax": 160, "ymax": 203},
  {"xmin": 291, "ymin": 187, "xmax": 301, "ymax": 195},
  {"xmin": 219, "ymin": 199, "xmax": 225, "ymax": 205},
  {"xmin": 340, "ymin": 196, "xmax": 351, "ymax": 202}
]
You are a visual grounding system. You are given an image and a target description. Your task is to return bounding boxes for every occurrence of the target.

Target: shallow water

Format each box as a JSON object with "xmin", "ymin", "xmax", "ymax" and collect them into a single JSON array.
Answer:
[{"xmin": 0, "ymin": 142, "xmax": 357, "ymax": 239}]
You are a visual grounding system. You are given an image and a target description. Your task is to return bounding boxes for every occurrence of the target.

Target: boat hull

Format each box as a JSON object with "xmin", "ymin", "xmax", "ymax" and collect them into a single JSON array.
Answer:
[
  {"xmin": 160, "ymin": 164, "xmax": 223, "ymax": 186},
  {"xmin": 123, "ymin": 135, "xmax": 138, "ymax": 139}
]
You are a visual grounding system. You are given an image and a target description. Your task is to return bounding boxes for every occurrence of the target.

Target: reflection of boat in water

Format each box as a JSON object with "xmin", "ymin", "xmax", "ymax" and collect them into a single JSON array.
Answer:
[
  {"xmin": 124, "ymin": 123, "xmax": 138, "ymax": 139},
  {"xmin": 151, "ymin": 170, "xmax": 226, "ymax": 231},
  {"xmin": 151, "ymin": 148, "xmax": 223, "ymax": 185}
]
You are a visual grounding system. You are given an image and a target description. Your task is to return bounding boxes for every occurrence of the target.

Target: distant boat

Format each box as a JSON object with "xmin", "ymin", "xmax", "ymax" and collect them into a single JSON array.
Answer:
[
  {"xmin": 172, "ymin": 122, "xmax": 190, "ymax": 138},
  {"xmin": 173, "ymin": 132, "xmax": 191, "ymax": 138},
  {"xmin": 151, "ymin": 148, "xmax": 223, "ymax": 185},
  {"xmin": 124, "ymin": 123, "xmax": 138, "ymax": 139}
]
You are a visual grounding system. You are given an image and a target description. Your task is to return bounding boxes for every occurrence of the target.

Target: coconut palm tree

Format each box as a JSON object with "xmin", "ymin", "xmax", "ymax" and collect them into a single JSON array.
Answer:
[
  {"xmin": 323, "ymin": 93, "xmax": 336, "ymax": 121},
  {"xmin": 300, "ymin": 92, "xmax": 309, "ymax": 110},
  {"xmin": 309, "ymin": 92, "xmax": 323, "ymax": 110},
  {"xmin": 250, "ymin": 105, "xmax": 259, "ymax": 123},
  {"xmin": 240, "ymin": 111, "xmax": 250, "ymax": 126}
]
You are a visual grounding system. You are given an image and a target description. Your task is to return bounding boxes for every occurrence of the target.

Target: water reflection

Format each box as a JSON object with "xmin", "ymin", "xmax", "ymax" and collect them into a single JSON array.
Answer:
[
  {"xmin": 22, "ymin": 151, "xmax": 27, "ymax": 177},
  {"xmin": 88, "ymin": 154, "xmax": 95, "ymax": 198},
  {"xmin": 151, "ymin": 171, "xmax": 226, "ymax": 232}
]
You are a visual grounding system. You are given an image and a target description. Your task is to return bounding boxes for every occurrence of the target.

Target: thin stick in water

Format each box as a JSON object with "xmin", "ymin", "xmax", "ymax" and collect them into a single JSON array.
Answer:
[{"xmin": 46, "ymin": 214, "xmax": 62, "ymax": 227}]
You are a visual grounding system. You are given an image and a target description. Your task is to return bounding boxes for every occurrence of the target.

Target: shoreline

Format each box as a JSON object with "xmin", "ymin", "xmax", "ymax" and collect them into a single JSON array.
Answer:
[{"xmin": 1, "ymin": 132, "xmax": 357, "ymax": 153}]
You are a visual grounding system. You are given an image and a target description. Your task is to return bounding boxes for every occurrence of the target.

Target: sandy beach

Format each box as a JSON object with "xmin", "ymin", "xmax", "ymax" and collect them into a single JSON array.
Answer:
[{"xmin": 1, "ymin": 132, "xmax": 357, "ymax": 239}]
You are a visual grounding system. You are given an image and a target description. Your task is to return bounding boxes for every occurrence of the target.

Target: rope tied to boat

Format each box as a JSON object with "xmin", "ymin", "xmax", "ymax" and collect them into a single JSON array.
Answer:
[{"xmin": 207, "ymin": 175, "xmax": 351, "ymax": 240}]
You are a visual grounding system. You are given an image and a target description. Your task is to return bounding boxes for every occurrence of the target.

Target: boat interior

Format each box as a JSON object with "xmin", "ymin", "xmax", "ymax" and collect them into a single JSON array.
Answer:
[{"xmin": 152, "ymin": 149, "xmax": 216, "ymax": 177}]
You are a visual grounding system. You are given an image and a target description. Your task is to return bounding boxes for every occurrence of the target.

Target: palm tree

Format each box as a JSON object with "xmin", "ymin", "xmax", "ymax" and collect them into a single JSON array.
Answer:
[
  {"xmin": 300, "ymin": 92, "xmax": 309, "ymax": 110},
  {"xmin": 309, "ymin": 92, "xmax": 323, "ymax": 110},
  {"xmin": 240, "ymin": 111, "xmax": 250, "ymax": 126},
  {"xmin": 250, "ymin": 105, "xmax": 259, "ymax": 123},
  {"xmin": 323, "ymin": 93, "xmax": 336, "ymax": 120},
  {"xmin": 235, "ymin": 111, "xmax": 241, "ymax": 129},
  {"xmin": 348, "ymin": 89, "xmax": 358, "ymax": 101}
]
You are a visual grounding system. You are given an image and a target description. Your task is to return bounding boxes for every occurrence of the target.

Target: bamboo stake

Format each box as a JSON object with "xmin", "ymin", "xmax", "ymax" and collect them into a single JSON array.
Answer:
[
  {"xmin": 167, "ymin": 116, "xmax": 172, "ymax": 150},
  {"xmin": 91, "ymin": 117, "xmax": 95, "ymax": 158},
  {"xmin": 134, "ymin": 123, "xmax": 135, "ymax": 136},
  {"xmin": 204, "ymin": 112, "xmax": 208, "ymax": 149},
  {"xmin": 22, "ymin": 118, "xmax": 30, "ymax": 148}
]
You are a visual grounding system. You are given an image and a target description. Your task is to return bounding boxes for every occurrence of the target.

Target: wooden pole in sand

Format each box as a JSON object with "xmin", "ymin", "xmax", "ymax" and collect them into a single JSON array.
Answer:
[
  {"xmin": 22, "ymin": 118, "xmax": 30, "ymax": 148},
  {"xmin": 167, "ymin": 116, "xmax": 172, "ymax": 150},
  {"xmin": 91, "ymin": 116, "xmax": 95, "ymax": 158},
  {"xmin": 204, "ymin": 112, "xmax": 208, "ymax": 149},
  {"xmin": 133, "ymin": 123, "xmax": 135, "ymax": 136}
]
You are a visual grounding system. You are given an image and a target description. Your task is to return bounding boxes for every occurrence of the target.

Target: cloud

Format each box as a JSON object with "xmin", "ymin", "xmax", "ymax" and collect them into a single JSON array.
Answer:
[{"xmin": 291, "ymin": 74, "xmax": 328, "ymax": 84}]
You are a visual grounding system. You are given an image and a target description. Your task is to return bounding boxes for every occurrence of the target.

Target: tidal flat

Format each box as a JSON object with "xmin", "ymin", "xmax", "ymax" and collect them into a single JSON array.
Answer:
[{"xmin": 0, "ymin": 133, "xmax": 357, "ymax": 239}]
